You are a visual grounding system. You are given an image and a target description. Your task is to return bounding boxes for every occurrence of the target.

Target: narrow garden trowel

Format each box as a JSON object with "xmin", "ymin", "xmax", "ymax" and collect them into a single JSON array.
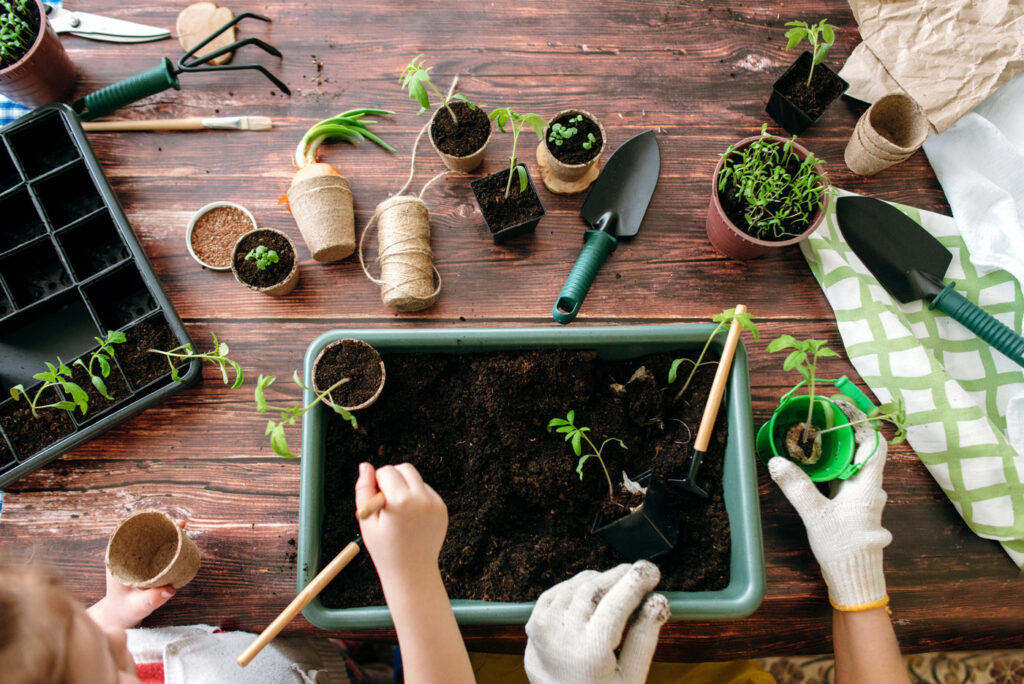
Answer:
[
  {"xmin": 552, "ymin": 130, "xmax": 660, "ymax": 324},
  {"xmin": 836, "ymin": 196, "xmax": 1024, "ymax": 368}
]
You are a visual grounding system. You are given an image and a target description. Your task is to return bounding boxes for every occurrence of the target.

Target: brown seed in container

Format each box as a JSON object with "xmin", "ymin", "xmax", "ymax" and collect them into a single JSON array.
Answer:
[{"xmin": 190, "ymin": 206, "xmax": 255, "ymax": 268}]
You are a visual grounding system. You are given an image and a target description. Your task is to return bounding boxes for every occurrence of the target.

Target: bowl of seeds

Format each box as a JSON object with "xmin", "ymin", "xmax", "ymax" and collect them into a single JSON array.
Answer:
[{"xmin": 187, "ymin": 202, "xmax": 258, "ymax": 271}]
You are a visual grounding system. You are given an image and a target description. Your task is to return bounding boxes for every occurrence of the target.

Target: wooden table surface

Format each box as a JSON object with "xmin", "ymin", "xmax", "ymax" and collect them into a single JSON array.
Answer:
[{"xmin": 2, "ymin": 0, "xmax": 1021, "ymax": 662}]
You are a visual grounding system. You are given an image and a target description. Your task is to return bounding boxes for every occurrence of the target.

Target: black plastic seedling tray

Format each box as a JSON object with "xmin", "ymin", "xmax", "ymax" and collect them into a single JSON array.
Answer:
[{"xmin": 0, "ymin": 104, "xmax": 199, "ymax": 488}]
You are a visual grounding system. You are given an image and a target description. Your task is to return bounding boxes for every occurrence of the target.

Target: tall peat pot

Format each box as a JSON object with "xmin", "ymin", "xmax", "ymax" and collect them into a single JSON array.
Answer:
[
  {"xmin": 591, "ymin": 470, "xmax": 680, "ymax": 561},
  {"xmin": 0, "ymin": 0, "xmax": 75, "ymax": 106},
  {"xmin": 766, "ymin": 51, "xmax": 849, "ymax": 135}
]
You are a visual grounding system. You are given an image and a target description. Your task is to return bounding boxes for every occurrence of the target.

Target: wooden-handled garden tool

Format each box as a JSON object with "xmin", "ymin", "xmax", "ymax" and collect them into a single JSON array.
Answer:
[
  {"xmin": 669, "ymin": 305, "xmax": 747, "ymax": 498},
  {"xmin": 72, "ymin": 13, "xmax": 289, "ymax": 122},
  {"xmin": 236, "ymin": 491, "xmax": 385, "ymax": 668}
]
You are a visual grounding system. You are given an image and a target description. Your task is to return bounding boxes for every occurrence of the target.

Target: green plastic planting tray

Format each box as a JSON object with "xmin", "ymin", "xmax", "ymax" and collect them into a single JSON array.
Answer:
[{"xmin": 297, "ymin": 325, "xmax": 764, "ymax": 629}]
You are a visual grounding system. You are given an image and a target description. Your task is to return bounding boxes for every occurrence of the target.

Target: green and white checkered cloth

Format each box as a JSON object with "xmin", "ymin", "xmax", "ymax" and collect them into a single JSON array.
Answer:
[{"xmin": 800, "ymin": 190, "xmax": 1024, "ymax": 567}]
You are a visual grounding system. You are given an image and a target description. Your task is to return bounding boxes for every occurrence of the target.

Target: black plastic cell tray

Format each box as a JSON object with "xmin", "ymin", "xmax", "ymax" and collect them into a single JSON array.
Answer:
[{"xmin": 0, "ymin": 104, "xmax": 199, "ymax": 488}]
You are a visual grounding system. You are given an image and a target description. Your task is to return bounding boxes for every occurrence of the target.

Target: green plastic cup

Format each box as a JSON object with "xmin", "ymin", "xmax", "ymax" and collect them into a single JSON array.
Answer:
[{"xmin": 756, "ymin": 395, "xmax": 857, "ymax": 481}]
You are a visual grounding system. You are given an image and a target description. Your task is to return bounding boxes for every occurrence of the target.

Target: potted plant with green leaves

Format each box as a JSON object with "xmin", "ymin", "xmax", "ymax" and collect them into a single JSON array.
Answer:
[
  {"xmin": 707, "ymin": 124, "xmax": 829, "ymax": 260},
  {"xmin": 548, "ymin": 410, "xmax": 679, "ymax": 561},
  {"xmin": 231, "ymin": 228, "xmax": 299, "ymax": 297},
  {"xmin": 766, "ymin": 19, "xmax": 848, "ymax": 135},
  {"xmin": 538, "ymin": 109, "xmax": 606, "ymax": 194},
  {"xmin": 400, "ymin": 55, "xmax": 490, "ymax": 173},
  {"xmin": 755, "ymin": 335, "xmax": 907, "ymax": 481},
  {"xmin": 0, "ymin": 0, "xmax": 75, "ymax": 106},
  {"xmin": 470, "ymin": 107, "xmax": 547, "ymax": 243}
]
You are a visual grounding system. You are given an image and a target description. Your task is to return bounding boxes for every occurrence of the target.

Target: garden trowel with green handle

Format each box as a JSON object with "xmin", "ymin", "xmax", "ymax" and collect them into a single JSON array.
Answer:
[
  {"xmin": 836, "ymin": 195, "xmax": 1024, "ymax": 368},
  {"xmin": 552, "ymin": 130, "xmax": 660, "ymax": 324}
]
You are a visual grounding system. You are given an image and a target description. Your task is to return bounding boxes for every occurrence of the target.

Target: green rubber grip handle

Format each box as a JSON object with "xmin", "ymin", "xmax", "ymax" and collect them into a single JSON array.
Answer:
[
  {"xmin": 931, "ymin": 282, "xmax": 1024, "ymax": 367},
  {"xmin": 73, "ymin": 58, "xmax": 180, "ymax": 121},
  {"xmin": 552, "ymin": 230, "xmax": 617, "ymax": 324}
]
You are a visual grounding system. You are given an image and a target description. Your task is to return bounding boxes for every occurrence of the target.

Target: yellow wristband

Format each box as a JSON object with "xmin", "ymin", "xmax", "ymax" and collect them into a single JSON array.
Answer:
[{"xmin": 830, "ymin": 595, "xmax": 890, "ymax": 613}]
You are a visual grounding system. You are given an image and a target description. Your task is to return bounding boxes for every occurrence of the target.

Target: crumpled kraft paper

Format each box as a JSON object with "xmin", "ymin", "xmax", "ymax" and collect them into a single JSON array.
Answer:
[{"xmin": 839, "ymin": 0, "xmax": 1024, "ymax": 134}]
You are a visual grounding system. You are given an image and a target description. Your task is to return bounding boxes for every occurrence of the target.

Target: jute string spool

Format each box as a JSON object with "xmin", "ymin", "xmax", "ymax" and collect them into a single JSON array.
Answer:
[
  {"xmin": 287, "ymin": 173, "xmax": 355, "ymax": 262},
  {"xmin": 105, "ymin": 510, "xmax": 200, "ymax": 589}
]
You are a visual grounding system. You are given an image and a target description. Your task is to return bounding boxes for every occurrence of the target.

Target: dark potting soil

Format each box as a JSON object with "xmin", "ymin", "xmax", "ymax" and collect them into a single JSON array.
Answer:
[
  {"xmin": 118, "ymin": 317, "xmax": 181, "ymax": 390},
  {"xmin": 319, "ymin": 348, "xmax": 730, "ymax": 608},
  {"xmin": 471, "ymin": 168, "xmax": 545, "ymax": 234},
  {"xmin": 430, "ymin": 101, "xmax": 490, "ymax": 157},
  {"xmin": 718, "ymin": 152, "xmax": 812, "ymax": 240},
  {"xmin": 598, "ymin": 485, "xmax": 645, "ymax": 522},
  {"xmin": 0, "ymin": 387, "xmax": 76, "ymax": 458},
  {"xmin": 70, "ymin": 354, "xmax": 131, "ymax": 416},
  {"xmin": 775, "ymin": 52, "xmax": 847, "ymax": 121},
  {"xmin": 546, "ymin": 112, "xmax": 603, "ymax": 165},
  {"xmin": 233, "ymin": 230, "xmax": 295, "ymax": 289},
  {"xmin": 313, "ymin": 339, "xmax": 384, "ymax": 408}
]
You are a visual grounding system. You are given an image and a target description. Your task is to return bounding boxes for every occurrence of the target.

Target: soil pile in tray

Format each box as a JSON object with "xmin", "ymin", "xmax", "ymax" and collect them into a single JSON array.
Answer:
[
  {"xmin": 430, "ymin": 101, "xmax": 490, "ymax": 157},
  {"xmin": 319, "ymin": 348, "xmax": 730, "ymax": 608},
  {"xmin": 0, "ymin": 387, "xmax": 76, "ymax": 457},
  {"xmin": 119, "ymin": 317, "xmax": 181, "ymax": 390}
]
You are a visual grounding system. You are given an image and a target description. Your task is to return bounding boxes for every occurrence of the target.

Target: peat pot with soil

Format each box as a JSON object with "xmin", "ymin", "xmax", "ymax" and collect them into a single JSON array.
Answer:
[
  {"xmin": 297, "ymin": 326, "xmax": 765, "ymax": 629},
  {"xmin": 538, "ymin": 109, "xmax": 606, "ymax": 194},
  {"xmin": 706, "ymin": 125, "xmax": 829, "ymax": 260},
  {"xmin": 766, "ymin": 20, "xmax": 848, "ymax": 135},
  {"xmin": 231, "ymin": 228, "xmax": 299, "ymax": 297},
  {"xmin": 312, "ymin": 338, "xmax": 385, "ymax": 411},
  {"xmin": 0, "ymin": 0, "xmax": 75, "ymax": 106}
]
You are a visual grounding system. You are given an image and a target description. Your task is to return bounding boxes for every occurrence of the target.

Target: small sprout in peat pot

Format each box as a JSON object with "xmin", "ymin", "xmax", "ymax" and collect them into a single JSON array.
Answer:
[
  {"xmin": 399, "ymin": 54, "xmax": 477, "ymax": 125},
  {"xmin": 148, "ymin": 333, "xmax": 244, "ymax": 387},
  {"xmin": 582, "ymin": 133, "xmax": 597, "ymax": 150},
  {"xmin": 73, "ymin": 330, "xmax": 127, "ymax": 400},
  {"xmin": 489, "ymin": 107, "xmax": 546, "ymax": 199},
  {"xmin": 245, "ymin": 245, "xmax": 279, "ymax": 271},
  {"xmin": 255, "ymin": 372, "xmax": 357, "ymax": 458},
  {"xmin": 547, "ymin": 409, "xmax": 626, "ymax": 503},
  {"xmin": 547, "ymin": 117, "xmax": 580, "ymax": 147},
  {"xmin": 784, "ymin": 19, "xmax": 837, "ymax": 87},
  {"xmin": 766, "ymin": 334, "xmax": 839, "ymax": 462},
  {"xmin": 669, "ymin": 307, "xmax": 758, "ymax": 403},
  {"xmin": 10, "ymin": 358, "xmax": 89, "ymax": 417}
]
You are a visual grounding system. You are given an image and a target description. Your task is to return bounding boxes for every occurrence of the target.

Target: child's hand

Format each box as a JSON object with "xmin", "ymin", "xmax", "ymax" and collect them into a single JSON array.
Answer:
[{"xmin": 355, "ymin": 462, "xmax": 447, "ymax": 589}]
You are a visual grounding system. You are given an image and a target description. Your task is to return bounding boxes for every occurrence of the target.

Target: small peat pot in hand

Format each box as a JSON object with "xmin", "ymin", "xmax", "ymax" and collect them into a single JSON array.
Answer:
[
  {"xmin": 186, "ymin": 201, "xmax": 256, "ymax": 271},
  {"xmin": 0, "ymin": 0, "xmax": 75, "ymax": 106},
  {"xmin": 766, "ymin": 20, "xmax": 848, "ymax": 135},
  {"xmin": 231, "ymin": 228, "xmax": 299, "ymax": 297},
  {"xmin": 536, "ymin": 109, "xmax": 606, "ymax": 194},
  {"xmin": 106, "ymin": 510, "xmax": 200, "ymax": 589},
  {"xmin": 706, "ymin": 125, "xmax": 829, "ymax": 260},
  {"xmin": 312, "ymin": 338, "xmax": 385, "ymax": 411},
  {"xmin": 592, "ymin": 470, "xmax": 680, "ymax": 561}
]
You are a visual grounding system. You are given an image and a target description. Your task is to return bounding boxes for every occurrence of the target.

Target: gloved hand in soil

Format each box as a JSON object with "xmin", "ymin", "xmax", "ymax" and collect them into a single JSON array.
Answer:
[
  {"xmin": 524, "ymin": 561, "xmax": 670, "ymax": 684},
  {"xmin": 768, "ymin": 401, "xmax": 892, "ymax": 611}
]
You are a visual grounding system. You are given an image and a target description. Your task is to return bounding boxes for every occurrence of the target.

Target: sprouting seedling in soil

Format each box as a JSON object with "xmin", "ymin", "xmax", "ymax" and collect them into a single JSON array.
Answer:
[
  {"xmin": 817, "ymin": 398, "xmax": 909, "ymax": 445},
  {"xmin": 294, "ymin": 108, "xmax": 395, "ymax": 170},
  {"xmin": 582, "ymin": 133, "xmax": 597, "ymax": 150},
  {"xmin": 245, "ymin": 245, "xmax": 279, "ymax": 271},
  {"xmin": 547, "ymin": 410, "xmax": 626, "ymax": 502},
  {"xmin": 489, "ymin": 107, "xmax": 546, "ymax": 199},
  {"xmin": 766, "ymin": 334, "xmax": 838, "ymax": 445},
  {"xmin": 547, "ymin": 116, "xmax": 581, "ymax": 146},
  {"xmin": 73, "ymin": 330, "xmax": 127, "ymax": 401},
  {"xmin": 784, "ymin": 19, "xmax": 837, "ymax": 87},
  {"xmin": 148, "ymin": 333, "xmax": 244, "ymax": 388},
  {"xmin": 668, "ymin": 307, "xmax": 758, "ymax": 403},
  {"xmin": 10, "ymin": 358, "xmax": 89, "ymax": 417},
  {"xmin": 399, "ymin": 54, "xmax": 476, "ymax": 125},
  {"xmin": 717, "ymin": 123, "xmax": 826, "ymax": 240},
  {"xmin": 0, "ymin": 0, "xmax": 35, "ymax": 69},
  {"xmin": 255, "ymin": 372, "xmax": 357, "ymax": 458}
]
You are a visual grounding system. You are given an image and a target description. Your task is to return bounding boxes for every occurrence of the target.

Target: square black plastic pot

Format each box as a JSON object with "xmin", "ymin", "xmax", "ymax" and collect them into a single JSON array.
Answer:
[
  {"xmin": 470, "ymin": 167, "xmax": 546, "ymax": 244},
  {"xmin": 591, "ymin": 470, "xmax": 681, "ymax": 561},
  {"xmin": 766, "ymin": 51, "xmax": 849, "ymax": 135}
]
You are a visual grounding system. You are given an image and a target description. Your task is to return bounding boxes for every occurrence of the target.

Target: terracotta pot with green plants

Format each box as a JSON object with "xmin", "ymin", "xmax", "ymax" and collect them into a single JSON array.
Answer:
[
  {"xmin": 0, "ymin": 0, "xmax": 75, "ymax": 106},
  {"xmin": 766, "ymin": 19, "xmax": 848, "ymax": 135},
  {"xmin": 537, "ymin": 109, "xmax": 605, "ymax": 194},
  {"xmin": 706, "ymin": 124, "xmax": 830, "ymax": 260}
]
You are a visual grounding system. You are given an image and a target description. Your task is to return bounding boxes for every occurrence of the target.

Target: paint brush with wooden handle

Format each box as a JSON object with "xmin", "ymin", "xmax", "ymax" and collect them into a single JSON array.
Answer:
[
  {"xmin": 83, "ymin": 116, "xmax": 273, "ymax": 132},
  {"xmin": 236, "ymin": 491, "xmax": 385, "ymax": 667}
]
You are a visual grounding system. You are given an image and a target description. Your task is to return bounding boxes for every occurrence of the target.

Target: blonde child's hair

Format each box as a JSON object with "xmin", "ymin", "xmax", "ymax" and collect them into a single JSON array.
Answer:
[{"xmin": 0, "ymin": 563, "xmax": 77, "ymax": 684}]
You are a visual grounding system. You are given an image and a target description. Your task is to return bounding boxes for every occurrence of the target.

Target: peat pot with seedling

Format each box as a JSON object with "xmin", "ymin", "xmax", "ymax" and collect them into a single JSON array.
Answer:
[
  {"xmin": 231, "ymin": 228, "xmax": 299, "ymax": 297},
  {"xmin": 538, "ymin": 109, "xmax": 606, "ymax": 194},
  {"xmin": 470, "ymin": 107, "xmax": 547, "ymax": 243},
  {"xmin": 706, "ymin": 125, "xmax": 829, "ymax": 260},
  {"xmin": 766, "ymin": 19, "xmax": 848, "ymax": 135},
  {"xmin": 0, "ymin": 0, "xmax": 75, "ymax": 105}
]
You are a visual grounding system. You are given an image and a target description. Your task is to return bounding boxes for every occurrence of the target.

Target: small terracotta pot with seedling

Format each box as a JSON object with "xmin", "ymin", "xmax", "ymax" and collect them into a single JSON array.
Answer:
[
  {"xmin": 548, "ymin": 411, "xmax": 679, "ymax": 561},
  {"xmin": 766, "ymin": 19, "xmax": 848, "ymax": 135},
  {"xmin": 537, "ymin": 109, "xmax": 606, "ymax": 194},
  {"xmin": 0, "ymin": 0, "xmax": 76, "ymax": 106},
  {"xmin": 707, "ymin": 124, "xmax": 829, "ymax": 260},
  {"xmin": 470, "ymin": 107, "xmax": 547, "ymax": 243},
  {"xmin": 401, "ymin": 55, "xmax": 491, "ymax": 173},
  {"xmin": 231, "ymin": 228, "xmax": 299, "ymax": 297}
]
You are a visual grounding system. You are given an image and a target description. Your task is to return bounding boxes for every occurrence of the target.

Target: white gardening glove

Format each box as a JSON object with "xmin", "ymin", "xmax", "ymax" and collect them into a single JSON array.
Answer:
[
  {"xmin": 769, "ymin": 401, "xmax": 892, "ymax": 611},
  {"xmin": 524, "ymin": 561, "xmax": 670, "ymax": 684}
]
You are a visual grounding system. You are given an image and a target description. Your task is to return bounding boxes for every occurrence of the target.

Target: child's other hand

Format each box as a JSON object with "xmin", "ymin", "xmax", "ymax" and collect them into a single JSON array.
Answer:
[{"xmin": 355, "ymin": 462, "xmax": 447, "ymax": 588}]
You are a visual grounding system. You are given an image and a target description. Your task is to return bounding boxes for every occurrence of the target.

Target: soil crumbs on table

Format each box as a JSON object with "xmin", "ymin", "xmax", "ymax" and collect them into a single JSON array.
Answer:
[
  {"xmin": 233, "ymin": 230, "xmax": 295, "ymax": 289},
  {"xmin": 119, "ymin": 317, "xmax": 182, "ymax": 390},
  {"xmin": 190, "ymin": 206, "xmax": 254, "ymax": 269},
  {"xmin": 320, "ymin": 349, "xmax": 730, "ymax": 607},
  {"xmin": 776, "ymin": 52, "xmax": 846, "ymax": 120},
  {"xmin": 430, "ymin": 100, "xmax": 490, "ymax": 157},
  {"xmin": 0, "ymin": 387, "xmax": 76, "ymax": 458},
  {"xmin": 472, "ymin": 169, "xmax": 545, "ymax": 233}
]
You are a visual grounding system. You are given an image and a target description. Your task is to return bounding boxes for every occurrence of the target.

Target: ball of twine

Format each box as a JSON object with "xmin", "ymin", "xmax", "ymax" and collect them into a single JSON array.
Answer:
[{"xmin": 359, "ymin": 195, "xmax": 440, "ymax": 312}]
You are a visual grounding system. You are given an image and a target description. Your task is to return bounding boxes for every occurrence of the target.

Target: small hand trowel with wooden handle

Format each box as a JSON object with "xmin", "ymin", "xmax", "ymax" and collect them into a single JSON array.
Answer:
[
  {"xmin": 552, "ymin": 130, "xmax": 660, "ymax": 324},
  {"xmin": 836, "ymin": 195, "xmax": 1024, "ymax": 368}
]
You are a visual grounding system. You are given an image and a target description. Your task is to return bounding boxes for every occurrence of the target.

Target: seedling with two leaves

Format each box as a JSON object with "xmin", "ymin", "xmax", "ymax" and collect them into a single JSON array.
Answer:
[
  {"xmin": 10, "ymin": 359, "xmax": 89, "ymax": 418},
  {"xmin": 489, "ymin": 107, "xmax": 546, "ymax": 198},
  {"xmin": 399, "ymin": 54, "xmax": 476, "ymax": 124},
  {"xmin": 784, "ymin": 19, "xmax": 837, "ymax": 87}
]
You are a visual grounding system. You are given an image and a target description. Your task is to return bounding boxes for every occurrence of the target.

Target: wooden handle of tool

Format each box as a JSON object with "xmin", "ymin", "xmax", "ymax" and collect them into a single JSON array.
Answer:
[
  {"xmin": 237, "ymin": 540, "xmax": 361, "ymax": 667},
  {"xmin": 694, "ymin": 304, "xmax": 746, "ymax": 451},
  {"xmin": 83, "ymin": 119, "xmax": 205, "ymax": 131},
  {"xmin": 356, "ymin": 491, "xmax": 385, "ymax": 519}
]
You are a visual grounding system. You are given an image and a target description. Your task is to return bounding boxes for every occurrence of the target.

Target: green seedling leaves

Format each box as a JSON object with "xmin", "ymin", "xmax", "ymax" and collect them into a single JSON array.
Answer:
[
  {"xmin": 295, "ymin": 108, "xmax": 396, "ymax": 168},
  {"xmin": 245, "ymin": 245, "xmax": 279, "ymax": 271},
  {"xmin": 254, "ymin": 370, "xmax": 359, "ymax": 458},
  {"xmin": 547, "ymin": 411, "xmax": 624, "ymax": 501},
  {"xmin": 150, "ymin": 333, "xmax": 243, "ymax": 388},
  {"xmin": 783, "ymin": 19, "xmax": 837, "ymax": 84},
  {"xmin": 669, "ymin": 308, "xmax": 758, "ymax": 401},
  {"xmin": 490, "ymin": 107, "xmax": 545, "ymax": 199}
]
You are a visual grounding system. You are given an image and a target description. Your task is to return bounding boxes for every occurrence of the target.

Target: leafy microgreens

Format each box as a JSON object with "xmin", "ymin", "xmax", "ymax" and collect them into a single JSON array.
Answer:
[
  {"xmin": 718, "ymin": 123, "xmax": 826, "ymax": 240},
  {"xmin": 10, "ymin": 358, "xmax": 89, "ymax": 417},
  {"xmin": 547, "ymin": 115, "xmax": 581, "ymax": 146},
  {"xmin": 73, "ymin": 330, "xmax": 127, "ymax": 401},
  {"xmin": 668, "ymin": 308, "xmax": 758, "ymax": 402},
  {"xmin": 148, "ymin": 333, "xmax": 244, "ymax": 387},
  {"xmin": 784, "ymin": 19, "xmax": 837, "ymax": 87},
  {"xmin": 489, "ymin": 107, "xmax": 546, "ymax": 199},
  {"xmin": 294, "ymin": 108, "xmax": 395, "ymax": 169},
  {"xmin": 766, "ymin": 334, "xmax": 838, "ymax": 444},
  {"xmin": 547, "ymin": 410, "xmax": 626, "ymax": 502},
  {"xmin": 255, "ymin": 372, "xmax": 357, "ymax": 458},
  {"xmin": 399, "ymin": 54, "xmax": 475, "ymax": 125},
  {"xmin": 245, "ymin": 245, "xmax": 279, "ymax": 271},
  {"xmin": 0, "ymin": 0, "xmax": 34, "ymax": 69}
]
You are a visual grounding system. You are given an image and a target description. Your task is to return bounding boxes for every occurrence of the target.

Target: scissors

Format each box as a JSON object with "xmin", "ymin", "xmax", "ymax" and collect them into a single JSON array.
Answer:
[{"xmin": 45, "ymin": 5, "xmax": 170, "ymax": 43}]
